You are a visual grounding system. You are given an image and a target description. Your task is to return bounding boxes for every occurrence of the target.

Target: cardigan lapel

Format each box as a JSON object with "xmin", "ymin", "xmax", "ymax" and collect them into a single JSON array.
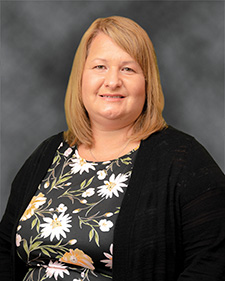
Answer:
[{"xmin": 113, "ymin": 128, "xmax": 166, "ymax": 280}]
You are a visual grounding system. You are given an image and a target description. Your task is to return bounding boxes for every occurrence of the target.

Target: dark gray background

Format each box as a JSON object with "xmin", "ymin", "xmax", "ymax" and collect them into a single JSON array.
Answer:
[{"xmin": 1, "ymin": 1, "xmax": 224, "ymax": 219}]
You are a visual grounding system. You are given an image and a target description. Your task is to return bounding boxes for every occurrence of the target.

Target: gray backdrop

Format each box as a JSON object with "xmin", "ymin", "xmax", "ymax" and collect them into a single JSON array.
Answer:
[{"xmin": 1, "ymin": 1, "xmax": 224, "ymax": 220}]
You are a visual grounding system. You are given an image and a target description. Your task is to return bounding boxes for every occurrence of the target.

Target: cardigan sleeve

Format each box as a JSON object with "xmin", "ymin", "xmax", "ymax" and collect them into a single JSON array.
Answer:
[
  {"xmin": 113, "ymin": 127, "xmax": 225, "ymax": 281},
  {"xmin": 177, "ymin": 139, "xmax": 225, "ymax": 280},
  {"xmin": 0, "ymin": 133, "xmax": 63, "ymax": 281}
]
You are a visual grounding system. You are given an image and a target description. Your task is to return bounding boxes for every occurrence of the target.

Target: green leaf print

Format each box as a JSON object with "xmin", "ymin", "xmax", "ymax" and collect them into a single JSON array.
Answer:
[
  {"xmin": 41, "ymin": 248, "xmax": 51, "ymax": 257},
  {"xmin": 80, "ymin": 176, "xmax": 94, "ymax": 189},
  {"xmin": 23, "ymin": 239, "xmax": 29, "ymax": 256},
  {"xmin": 86, "ymin": 176, "xmax": 94, "ymax": 187},
  {"xmin": 31, "ymin": 218, "xmax": 37, "ymax": 230},
  {"xmin": 120, "ymin": 157, "xmax": 132, "ymax": 165},
  {"xmin": 52, "ymin": 154, "xmax": 60, "ymax": 165},
  {"xmin": 56, "ymin": 175, "xmax": 72, "ymax": 185},
  {"xmin": 80, "ymin": 179, "xmax": 87, "ymax": 189},
  {"xmin": 36, "ymin": 219, "xmax": 40, "ymax": 233},
  {"xmin": 29, "ymin": 241, "xmax": 43, "ymax": 251},
  {"xmin": 89, "ymin": 229, "xmax": 94, "ymax": 242},
  {"xmin": 94, "ymin": 230, "xmax": 100, "ymax": 247},
  {"xmin": 44, "ymin": 247, "xmax": 57, "ymax": 254},
  {"xmin": 51, "ymin": 178, "xmax": 57, "ymax": 189}
]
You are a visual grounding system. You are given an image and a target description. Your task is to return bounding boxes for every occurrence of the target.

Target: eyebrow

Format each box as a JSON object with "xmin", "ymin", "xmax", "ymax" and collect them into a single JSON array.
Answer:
[{"xmin": 91, "ymin": 58, "xmax": 137, "ymax": 65}]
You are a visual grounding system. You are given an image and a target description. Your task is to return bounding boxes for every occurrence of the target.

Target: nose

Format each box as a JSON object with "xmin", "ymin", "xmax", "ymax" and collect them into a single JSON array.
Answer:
[{"xmin": 104, "ymin": 68, "xmax": 122, "ymax": 89}]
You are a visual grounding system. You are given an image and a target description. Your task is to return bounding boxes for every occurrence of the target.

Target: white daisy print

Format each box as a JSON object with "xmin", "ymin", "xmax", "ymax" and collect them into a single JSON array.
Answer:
[
  {"xmin": 44, "ymin": 181, "xmax": 50, "ymax": 189},
  {"xmin": 97, "ymin": 173, "xmax": 128, "ymax": 199},
  {"xmin": 99, "ymin": 219, "xmax": 113, "ymax": 232},
  {"xmin": 104, "ymin": 212, "xmax": 113, "ymax": 217},
  {"xmin": 45, "ymin": 260, "xmax": 69, "ymax": 280},
  {"xmin": 57, "ymin": 203, "xmax": 67, "ymax": 213},
  {"xmin": 69, "ymin": 239, "xmax": 77, "ymax": 245},
  {"xmin": 40, "ymin": 213, "xmax": 72, "ymax": 241},
  {"xmin": 82, "ymin": 188, "xmax": 95, "ymax": 198},
  {"xmin": 70, "ymin": 150, "xmax": 97, "ymax": 175},
  {"xmin": 17, "ymin": 225, "xmax": 21, "ymax": 231},
  {"xmin": 97, "ymin": 170, "xmax": 107, "ymax": 180},
  {"xmin": 57, "ymin": 142, "xmax": 63, "ymax": 149}
]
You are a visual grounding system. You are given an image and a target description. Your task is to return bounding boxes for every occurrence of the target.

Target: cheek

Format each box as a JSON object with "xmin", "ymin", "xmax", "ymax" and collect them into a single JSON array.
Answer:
[
  {"xmin": 81, "ymin": 73, "xmax": 103, "ymax": 112},
  {"xmin": 133, "ymin": 81, "xmax": 146, "ymax": 115},
  {"xmin": 81, "ymin": 73, "xmax": 90, "ymax": 109},
  {"xmin": 81, "ymin": 72, "xmax": 90, "ymax": 95},
  {"xmin": 82, "ymin": 71, "xmax": 104, "ymax": 94},
  {"xmin": 134, "ymin": 79, "xmax": 146, "ymax": 102}
]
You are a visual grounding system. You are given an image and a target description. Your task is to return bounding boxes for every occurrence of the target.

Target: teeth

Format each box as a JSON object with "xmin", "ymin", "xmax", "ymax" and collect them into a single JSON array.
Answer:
[{"xmin": 102, "ymin": 95, "xmax": 123, "ymax": 98}]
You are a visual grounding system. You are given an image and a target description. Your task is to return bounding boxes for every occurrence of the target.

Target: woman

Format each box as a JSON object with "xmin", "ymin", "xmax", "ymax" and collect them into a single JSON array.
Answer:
[{"xmin": 0, "ymin": 16, "xmax": 225, "ymax": 281}]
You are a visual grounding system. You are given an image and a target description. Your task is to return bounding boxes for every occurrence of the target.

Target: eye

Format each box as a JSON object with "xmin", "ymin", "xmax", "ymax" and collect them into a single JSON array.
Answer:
[
  {"xmin": 122, "ymin": 67, "xmax": 135, "ymax": 73},
  {"xmin": 94, "ymin": 65, "xmax": 106, "ymax": 70}
]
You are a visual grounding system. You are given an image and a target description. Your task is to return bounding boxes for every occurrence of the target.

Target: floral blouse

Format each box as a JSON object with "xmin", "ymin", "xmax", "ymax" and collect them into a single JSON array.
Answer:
[{"xmin": 16, "ymin": 141, "xmax": 139, "ymax": 281}]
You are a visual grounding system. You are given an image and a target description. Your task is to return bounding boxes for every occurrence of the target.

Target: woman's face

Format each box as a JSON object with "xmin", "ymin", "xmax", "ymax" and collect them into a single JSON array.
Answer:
[{"xmin": 82, "ymin": 32, "xmax": 146, "ymax": 130}]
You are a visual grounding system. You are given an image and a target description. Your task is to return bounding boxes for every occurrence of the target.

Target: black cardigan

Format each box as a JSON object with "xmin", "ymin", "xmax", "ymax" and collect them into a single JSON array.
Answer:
[{"xmin": 0, "ymin": 126, "xmax": 225, "ymax": 281}]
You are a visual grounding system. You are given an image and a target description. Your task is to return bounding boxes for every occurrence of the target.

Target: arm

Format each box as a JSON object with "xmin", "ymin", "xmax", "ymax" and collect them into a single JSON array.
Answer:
[
  {"xmin": 0, "ymin": 154, "xmax": 35, "ymax": 280},
  {"xmin": 178, "ymin": 140, "xmax": 225, "ymax": 280},
  {"xmin": 0, "ymin": 132, "xmax": 63, "ymax": 280}
]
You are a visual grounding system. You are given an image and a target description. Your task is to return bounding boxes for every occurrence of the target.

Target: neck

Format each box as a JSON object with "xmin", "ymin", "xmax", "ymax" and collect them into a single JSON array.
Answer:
[
  {"xmin": 78, "ymin": 124, "xmax": 140, "ymax": 162},
  {"xmin": 93, "ymin": 124, "xmax": 132, "ymax": 146}
]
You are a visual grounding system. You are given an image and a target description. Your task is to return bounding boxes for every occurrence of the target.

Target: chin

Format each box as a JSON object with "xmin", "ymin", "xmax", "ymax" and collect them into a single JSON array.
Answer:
[{"xmin": 99, "ymin": 109, "xmax": 123, "ymax": 120}]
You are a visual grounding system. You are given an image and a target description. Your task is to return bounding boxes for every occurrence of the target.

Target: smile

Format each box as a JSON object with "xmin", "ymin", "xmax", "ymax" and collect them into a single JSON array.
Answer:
[{"xmin": 100, "ymin": 95, "xmax": 125, "ymax": 99}]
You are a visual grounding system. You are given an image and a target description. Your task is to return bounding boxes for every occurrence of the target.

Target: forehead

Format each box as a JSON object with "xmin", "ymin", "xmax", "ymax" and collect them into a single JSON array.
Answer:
[{"xmin": 86, "ymin": 33, "xmax": 135, "ymax": 62}]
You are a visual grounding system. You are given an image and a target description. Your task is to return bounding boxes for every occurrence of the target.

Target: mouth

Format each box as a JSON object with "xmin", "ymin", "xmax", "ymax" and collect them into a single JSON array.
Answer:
[{"xmin": 100, "ymin": 94, "xmax": 125, "ymax": 99}]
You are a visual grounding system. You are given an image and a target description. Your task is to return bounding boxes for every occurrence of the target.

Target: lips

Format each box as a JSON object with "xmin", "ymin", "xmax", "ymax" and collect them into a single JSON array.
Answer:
[{"xmin": 100, "ymin": 94, "xmax": 125, "ymax": 99}]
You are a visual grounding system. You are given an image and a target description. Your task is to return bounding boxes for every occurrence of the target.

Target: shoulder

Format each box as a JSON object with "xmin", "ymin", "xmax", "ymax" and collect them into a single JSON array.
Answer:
[
  {"xmin": 133, "ymin": 127, "xmax": 225, "ymax": 215},
  {"xmin": 21, "ymin": 132, "xmax": 64, "ymax": 166},
  {"xmin": 25, "ymin": 131, "xmax": 64, "ymax": 164},
  {"xmin": 139, "ymin": 126, "xmax": 224, "ymax": 183},
  {"xmin": 33, "ymin": 132, "xmax": 64, "ymax": 154},
  {"xmin": 141, "ymin": 126, "xmax": 202, "ymax": 161},
  {"xmin": 150, "ymin": 127, "xmax": 225, "ymax": 202},
  {"xmin": 158, "ymin": 126, "xmax": 219, "ymax": 165},
  {"xmin": 144, "ymin": 126, "xmax": 196, "ymax": 148},
  {"xmin": 12, "ymin": 132, "xmax": 64, "ymax": 184}
]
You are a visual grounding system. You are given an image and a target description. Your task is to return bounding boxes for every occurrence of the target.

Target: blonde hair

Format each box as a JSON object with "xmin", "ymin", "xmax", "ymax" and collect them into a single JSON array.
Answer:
[{"xmin": 64, "ymin": 16, "xmax": 167, "ymax": 146}]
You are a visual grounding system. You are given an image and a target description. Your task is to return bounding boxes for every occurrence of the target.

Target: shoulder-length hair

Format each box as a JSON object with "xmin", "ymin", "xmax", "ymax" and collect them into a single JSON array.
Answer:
[{"xmin": 64, "ymin": 16, "xmax": 167, "ymax": 146}]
